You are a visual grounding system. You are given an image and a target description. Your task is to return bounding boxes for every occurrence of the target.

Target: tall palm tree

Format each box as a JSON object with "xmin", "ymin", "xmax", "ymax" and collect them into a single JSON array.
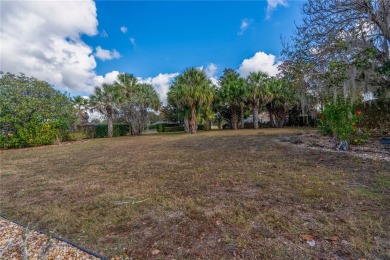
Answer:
[
  {"xmin": 115, "ymin": 73, "xmax": 138, "ymax": 99},
  {"xmin": 72, "ymin": 95, "xmax": 89, "ymax": 124},
  {"xmin": 168, "ymin": 68, "xmax": 215, "ymax": 134},
  {"xmin": 218, "ymin": 68, "xmax": 247, "ymax": 130},
  {"xmin": 115, "ymin": 73, "xmax": 161, "ymax": 135},
  {"xmin": 266, "ymin": 78, "xmax": 299, "ymax": 128},
  {"xmin": 133, "ymin": 83, "xmax": 161, "ymax": 134},
  {"xmin": 167, "ymin": 86, "xmax": 190, "ymax": 133},
  {"xmin": 89, "ymin": 83, "xmax": 122, "ymax": 137},
  {"xmin": 246, "ymin": 72, "xmax": 270, "ymax": 129}
]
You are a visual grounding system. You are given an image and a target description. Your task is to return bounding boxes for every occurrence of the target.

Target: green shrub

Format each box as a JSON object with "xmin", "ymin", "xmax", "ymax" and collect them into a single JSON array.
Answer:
[
  {"xmin": 95, "ymin": 124, "xmax": 130, "ymax": 138},
  {"xmin": 319, "ymin": 98, "xmax": 368, "ymax": 144},
  {"xmin": 164, "ymin": 126, "xmax": 185, "ymax": 132},
  {"xmin": 65, "ymin": 132, "xmax": 87, "ymax": 141},
  {"xmin": 76, "ymin": 124, "xmax": 96, "ymax": 139},
  {"xmin": 0, "ymin": 72, "xmax": 77, "ymax": 149},
  {"xmin": 156, "ymin": 123, "xmax": 165, "ymax": 133},
  {"xmin": 0, "ymin": 116, "xmax": 70, "ymax": 148},
  {"xmin": 155, "ymin": 123, "xmax": 181, "ymax": 133},
  {"xmin": 359, "ymin": 98, "xmax": 390, "ymax": 134},
  {"xmin": 19, "ymin": 121, "xmax": 60, "ymax": 146}
]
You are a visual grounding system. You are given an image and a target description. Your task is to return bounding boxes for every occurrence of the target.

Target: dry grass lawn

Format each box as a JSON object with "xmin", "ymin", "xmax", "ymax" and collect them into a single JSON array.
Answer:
[{"xmin": 1, "ymin": 129, "xmax": 389, "ymax": 259}]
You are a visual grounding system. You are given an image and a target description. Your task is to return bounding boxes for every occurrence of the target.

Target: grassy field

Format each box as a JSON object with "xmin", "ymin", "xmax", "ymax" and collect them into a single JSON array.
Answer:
[{"xmin": 1, "ymin": 129, "xmax": 389, "ymax": 259}]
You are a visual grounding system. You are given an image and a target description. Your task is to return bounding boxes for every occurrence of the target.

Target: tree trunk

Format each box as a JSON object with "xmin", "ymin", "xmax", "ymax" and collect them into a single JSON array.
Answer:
[
  {"xmin": 300, "ymin": 96, "xmax": 306, "ymax": 126},
  {"xmin": 382, "ymin": 37, "xmax": 389, "ymax": 62},
  {"xmin": 190, "ymin": 105, "xmax": 197, "ymax": 134},
  {"xmin": 253, "ymin": 101, "xmax": 259, "ymax": 129},
  {"xmin": 351, "ymin": 66, "xmax": 357, "ymax": 102},
  {"xmin": 240, "ymin": 104, "xmax": 244, "ymax": 129},
  {"xmin": 333, "ymin": 85, "xmax": 338, "ymax": 103},
  {"xmin": 218, "ymin": 120, "xmax": 223, "ymax": 130},
  {"xmin": 184, "ymin": 116, "xmax": 190, "ymax": 133},
  {"xmin": 138, "ymin": 108, "xmax": 147, "ymax": 135},
  {"xmin": 204, "ymin": 119, "xmax": 211, "ymax": 130},
  {"xmin": 107, "ymin": 106, "xmax": 113, "ymax": 138},
  {"xmin": 231, "ymin": 106, "xmax": 238, "ymax": 130},
  {"xmin": 270, "ymin": 107, "xmax": 286, "ymax": 128},
  {"xmin": 343, "ymin": 80, "xmax": 348, "ymax": 100}
]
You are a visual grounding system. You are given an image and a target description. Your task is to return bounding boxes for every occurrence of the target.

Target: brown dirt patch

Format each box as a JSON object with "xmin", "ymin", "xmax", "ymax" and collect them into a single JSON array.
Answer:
[{"xmin": 1, "ymin": 129, "xmax": 389, "ymax": 259}]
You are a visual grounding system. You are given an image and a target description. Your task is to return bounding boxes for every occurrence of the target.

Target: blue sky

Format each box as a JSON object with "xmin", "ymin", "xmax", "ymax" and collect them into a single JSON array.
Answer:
[
  {"xmin": 86, "ymin": 1, "xmax": 302, "ymax": 78},
  {"xmin": 0, "ymin": 0, "xmax": 303, "ymax": 100}
]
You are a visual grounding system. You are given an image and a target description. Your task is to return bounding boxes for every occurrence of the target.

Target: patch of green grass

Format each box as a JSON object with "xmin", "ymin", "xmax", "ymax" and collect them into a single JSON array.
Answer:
[
  {"xmin": 0, "ymin": 173, "xmax": 14, "ymax": 177},
  {"xmin": 375, "ymin": 173, "xmax": 390, "ymax": 189},
  {"xmin": 353, "ymin": 187, "xmax": 383, "ymax": 200}
]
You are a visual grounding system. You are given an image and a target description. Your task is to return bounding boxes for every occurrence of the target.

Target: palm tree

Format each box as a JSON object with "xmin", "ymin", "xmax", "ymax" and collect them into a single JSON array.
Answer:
[
  {"xmin": 114, "ymin": 73, "xmax": 161, "ymax": 135},
  {"xmin": 246, "ymin": 72, "xmax": 270, "ymax": 129},
  {"xmin": 89, "ymin": 83, "xmax": 122, "ymax": 137},
  {"xmin": 167, "ymin": 87, "xmax": 190, "ymax": 133},
  {"xmin": 266, "ymin": 78, "xmax": 299, "ymax": 128},
  {"xmin": 72, "ymin": 95, "xmax": 89, "ymax": 124},
  {"xmin": 136, "ymin": 83, "xmax": 161, "ymax": 110},
  {"xmin": 168, "ymin": 68, "xmax": 215, "ymax": 134},
  {"xmin": 218, "ymin": 69, "xmax": 247, "ymax": 130},
  {"xmin": 116, "ymin": 73, "xmax": 138, "ymax": 98},
  {"xmin": 133, "ymin": 83, "xmax": 161, "ymax": 134}
]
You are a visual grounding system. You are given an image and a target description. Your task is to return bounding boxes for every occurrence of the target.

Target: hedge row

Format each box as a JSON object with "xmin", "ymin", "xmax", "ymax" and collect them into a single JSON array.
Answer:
[
  {"xmin": 95, "ymin": 124, "xmax": 130, "ymax": 138},
  {"xmin": 154, "ymin": 123, "xmax": 206, "ymax": 132},
  {"xmin": 154, "ymin": 123, "xmax": 180, "ymax": 132},
  {"xmin": 163, "ymin": 126, "xmax": 185, "ymax": 132}
]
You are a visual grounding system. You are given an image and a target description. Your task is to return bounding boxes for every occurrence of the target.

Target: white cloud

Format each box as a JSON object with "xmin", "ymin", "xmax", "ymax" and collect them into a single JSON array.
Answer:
[
  {"xmin": 266, "ymin": 0, "xmax": 288, "ymax": 19},
  {"xmin": 94, "ymin": 46, "xmax": 121, "ymax": 61},
  {"xmin": 140, "ymin": 73, "xmax": 179, "ymax": 104},
  {"xmin": 197, "ymin": 63, "xmax": 219, "ymax": 87},
  {"xmin": 238, "ymin": 18, "xmax": 253, "ymax": 35},
  {"xmin": 92, "ymin": 71, "xmax": 120, "ymax": 87},
  {"xmin": 0, "ymin": 0, "xmax": 98, "ymax": 94},
  {"xmin": 205, "ymin": 63, "xmax": 218, "ymax": 78},
  {"xmin": 238, "ymin": 52, "xmax": 281, "ymax": 77},
  {"xmin": 130, "ymin": 37, "xmax": 136, "ymax": 47},
  {"xmin": 120, "ymin": 26, "xmax": 128, "ymax": 33}
]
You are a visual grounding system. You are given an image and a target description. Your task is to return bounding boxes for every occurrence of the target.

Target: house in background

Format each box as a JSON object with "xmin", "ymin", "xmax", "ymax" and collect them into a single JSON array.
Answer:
[{"xmin": 244, "ymin": 112, "xmax": 270, "ymax": 123}]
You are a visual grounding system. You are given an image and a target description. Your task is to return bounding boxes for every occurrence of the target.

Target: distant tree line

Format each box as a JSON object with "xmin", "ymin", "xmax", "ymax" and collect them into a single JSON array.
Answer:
[
  {"xmin": 87, "ymin": 73, "xmax": 160, "ymax": 137},
  {"xmin": 1, "ymin": 0, "xmax": 389, "ymax": 147},
  {"xmin": 166, "ymin": 67, "xmax": 300, "ymax": 134}
]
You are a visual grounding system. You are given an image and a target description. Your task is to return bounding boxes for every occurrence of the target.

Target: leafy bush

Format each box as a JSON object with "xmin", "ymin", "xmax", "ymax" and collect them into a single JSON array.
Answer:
[
  {"xmin": 95, "ymin": 124, "xmax": 130, "ymax": 138},
  {"xmin": 244, "ymin": 122, "xmax": 254, "ymax": 129},
  {"xmin": 1, "ymin": 119, "xmax": 69, "ymax": 148},
  {"xmin": 164, "ymin": 126, "xmax": 185, "ymax": 132},
  {"xmin": 156, "ymin": 123, "xmax": 165, "ymax": 133},
  {"xmin": 75, "ymin": 124, "xmax": 97, "ymax": 139},
  {"xmin": 155, "ymin": 123, "xmax": 180, "ymax": 133},
  {"xmin": 0, "ymin": 73, "xmax": 77, "ymax": 148},
  {"xmin": 359, "ymin": 97, "xmax": 390, "ymax": 134},
  {"xmin": 65, "ymin": 132, "xmax": 87, "ymax": 141},
  {"xmin": 319, "ymin": 99, "xmax": 368, "ymax": 144},
  {"xmin": 148, "ymin": 124, "xmax": 157, "ymax": 130},
  {"xmin": 222, "ymin": 123, "xmax": 231, "ymax": 129}
]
